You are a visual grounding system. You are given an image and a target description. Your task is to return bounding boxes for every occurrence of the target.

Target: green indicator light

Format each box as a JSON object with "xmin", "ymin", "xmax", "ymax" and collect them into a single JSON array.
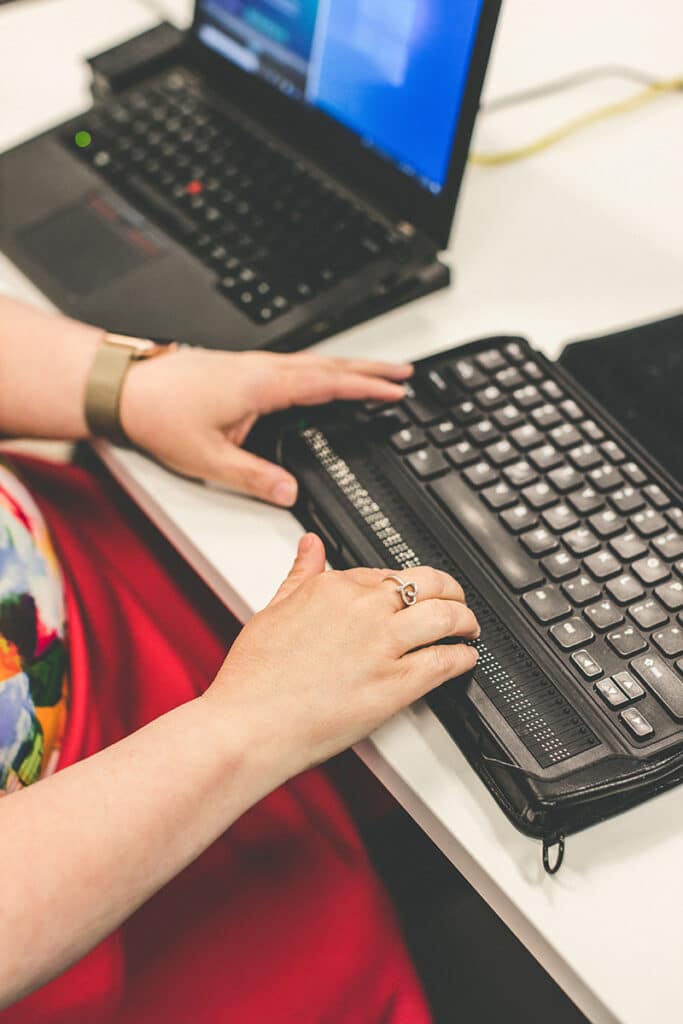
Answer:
[
  {"xmin": 296, "ymin": 417, "xmax": 309, "ymax": 431},
  {"xmin": 74, "ymin": 130, "xmax": 92, "ymax": 148}
]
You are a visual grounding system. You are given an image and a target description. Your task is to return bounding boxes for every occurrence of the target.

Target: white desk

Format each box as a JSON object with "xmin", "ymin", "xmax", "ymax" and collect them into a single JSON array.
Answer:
[{"xmin": 2, "ymin": 3, "xmax": 683, "ymax": 1022}]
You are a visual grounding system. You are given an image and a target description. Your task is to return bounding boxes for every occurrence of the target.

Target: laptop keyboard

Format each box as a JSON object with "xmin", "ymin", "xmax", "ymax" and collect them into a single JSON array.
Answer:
[
  {"xmin": 301, "ymin": 338, "xmax": 683, "ymax": 754},
  {"xmin": 63, "ymin": 69, "xmax": 412, "ymax": 325}
]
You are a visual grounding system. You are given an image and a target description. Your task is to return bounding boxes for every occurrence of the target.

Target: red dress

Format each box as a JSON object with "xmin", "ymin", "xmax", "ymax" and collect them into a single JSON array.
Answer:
[{"xmin": 2, "ymin": 456, "xmax": 432, "ymax": 1024}]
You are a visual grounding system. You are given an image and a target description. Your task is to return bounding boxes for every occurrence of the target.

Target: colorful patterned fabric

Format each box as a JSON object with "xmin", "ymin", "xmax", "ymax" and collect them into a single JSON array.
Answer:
[{"xmin": 0, "ymin": 461, "xmax": 68, "ymax": 793}]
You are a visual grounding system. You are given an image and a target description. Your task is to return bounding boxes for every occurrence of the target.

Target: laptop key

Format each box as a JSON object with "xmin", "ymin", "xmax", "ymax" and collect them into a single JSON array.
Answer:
[
  {"xmin": 551, "ymin": 617, "xmax": 594, "ymax": 650},
  {"xmin": 585, "ymin": 599, "xmax": 624, "ymax": 631},
  {"xmin": 628, "ymin": 598, "xmax": 668, "ymax": 630},
  {"xmin": 406, "ymin": 447, "xmax": 449, "ymax": 480},
  {"xmin": 606, "ymin": 626, "xmax": 647, "ymax": 657},
  {"xmin": 631, "ymin": 654, "xmax": 683, "ymax": 719},
  {"xmin": 523, "ymin": 586, "xmax": 572, "ymax": 624},
  {"xmin": 620, "ymin": 707, "xmax": 654, "ymax": 739},
  {"xmin": 652, "ymin": 625, "xmax": 683, "ymax": 658}
]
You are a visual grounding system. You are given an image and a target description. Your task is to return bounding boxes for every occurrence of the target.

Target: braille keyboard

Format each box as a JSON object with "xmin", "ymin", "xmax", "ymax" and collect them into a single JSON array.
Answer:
[
  {"xmin": 271, "ymin": 335, "xmax": 683, "ymax": 770},
  {"xmin": 62, "ymin": 69, "xmax": 413, "ymax": 325}
]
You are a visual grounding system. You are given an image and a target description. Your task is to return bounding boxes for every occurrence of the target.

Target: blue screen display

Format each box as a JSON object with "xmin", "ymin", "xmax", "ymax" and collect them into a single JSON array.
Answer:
[{"xmin": 196, "ymin": 0, "xmax": 484, "ymax": 194}]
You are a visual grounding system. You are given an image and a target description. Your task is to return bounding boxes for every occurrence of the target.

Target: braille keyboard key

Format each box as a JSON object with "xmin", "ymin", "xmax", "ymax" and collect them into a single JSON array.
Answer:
[
  {"xmin": 584, "ymin": 549, "xmax": 621, "ymax": 580},
  {"xmin": 464, "ymin": 460, "xmax": 499, "ymax": 488},
  {"xmin": 548, "ymin": 465, "xmax": 583, "ymax": 493},
  {"xmin": 475, "ymin": 385, "xmax": 506, "ymax": 410},
  {"xmin": 495, "ymin": 367, "xmax": 524, "ymax": 390},
  {"xmin": 391, "ymin": 426, "xmax": 427, "ymax": 453},
  {"xmin": 632, "ymin": 555, "xmax": 670, "ymax": 586},
  {"xmin": 523, "ymin": 585, "xmax": 572, "ymax": 624},
  {"xmin": 520, "ymin": 359, "xmax": 543, "ymax": 381},
  {"xmin": 560, "ymin": 398, "xmax": 583, "ymax": 421},
  {"xmin": 504, "ymin": 341, "xmax": 525, "ymax": 363},
  {"xmin": 529, "ymin": 444, "xmax": 563, "ymax": 471},
  {"xmin": 549, "ymin": 424, "xmax": 582, "ymax": 450},
  {"xmin": 606, "ymin": 626, "xmax": 647, "ymax": 658},
  {"xmin": 609, "ymin": 486, "xmax": 645, "ymax": 515},
  {"xmin": 486, "ymin": 439, "xmax": 517, "ymax": 466},
  {"xmin": 572, "ymin": 649, "xmax": 603, "ymax": 679},
  {"xmin": 481, "ymin": 480, "xmax": 517, "ymax": 510},
  {"xmin": 521, "ymin": 526, "xmax": 559, "ymax": 556},
  {"xmin": 620, "ymin": 707, "xmax": 654, "ymax": 739},
  {"xmin": 628, "ymin": 598, "xmax": 668, "ymax": 631},
  {"xmin": 588, "ymin": 464, "xmax": 624, "ymax": 492},
  {"xmin": 643, "ymin": 484, "xmax": 669, "ymax": 509},
  {"xmin": 493, "ymin": 403, "xmax": 524, "ymax": 429},
  {"xmin": 623, "ymin": 461, "xmax": 647, "ymax": 486},
  {"xmin": 667, "ymin": 507, "xmax": 683, "ymax": 529},
  {"xmin": 511, "ymin": 423, "xmax": 544, "ymax": 450},
  {"xmin": 450, "ymin": 359, "xmax": 487, "ymax": 391},
  {"xmin": 541, "ymin": 550, "xmax": 580, "ymax": 581},
  {"xmin": 568, "ymin": 443, "xmax": 602, "ymax": 470},
  {"xmin": 631, "ymin": 654, "xmax": 683, "ymax": 719},
  {"xmin": 562, "ymin": 574, "xmax": 601, "ymax": 606},
  {"xmin": 585, "ymin": 598, "xmax": 624, "ymax": 631},
  {"xmin": 606, "ymin": 574, "xmax": 645, "ymax": 605},
  {"xmin": 476, "ymin": 349, "xmax": 507, "ymax": 372},
  {"xmin": 588, "ymin": 509, "xmax": 626, "ymax": 539},
  {"xmin": 542, "ymin": 503, "xmax": 579, "ymax": 532},
  {"xmin": 569, "ymin": 486, "xmax": 604, "ymax": 515},
  {"xmin": 583, "ymin": 420, "xmax": 605, "ymax": 442},
  {"xmin": 446, "ymin": 439, "xmax": 478, "ymax": 467},
  {"xmin": 403, "ymin": 386, "xmax": 444, "ymax": 425},
  {"xmin": 428, "ymin": 420, "xmax": 460, "ymax": 447},
  {"xmin": 429, "ymin": 474, "xmax": 544, "ymax": 592},
  {"xmin": 541, "ymin": 379, "xmax": 563, "ymax": 401},
  {"xmin": 451, "ymin": 399, "xmax": 479, "ymax": 426},
  {"xmin": 503, "ymin": 461, "xmax": 537, "ymax": 488},
  {"xmin": 564, "ymin": 526, "xmax": 600, "ymax": 557},
  {"xmin": 610, "ymin": 531, "xmax": 648, "ymax": 561},
  {"xmin": 654, "ymin": 580, "xmax": 683, "ymax": 611},
  {"xmin": 613, "ymin": 671, "xmax": 645, "ymax": 701},
  {"xmin": 406, "ymin": 447, "xmax": 449, "ymax": 480},
  {"xmin": 600, "ymin": 440, "xmax": 626, "ymax": 464},
  {"xmin": 531, "ymin": 403, "xmax": 563, "ymax": 429},
  {"xmin": 595, "ymin": 678, "xmax": 629, "ymax": 707},
  {"xmin": 512, "ymin": 384, "xmax": 543, "ymax": 410},
  {"xmin": 631, "ymin": 508, "xmax": 668, "ymax": 537},
  {"xmin": 468, "ymin": 419, "xmax": 499, "ymax": 445},
  {"xmin": 522, "ymin": 481, "xmax": 557, "ymax": 510},
  {"xmin": 424, "ymin": 368, "xmax": 460, "ymax": 403},
  {"xmin": 652, "ymin": 531, "xmax": 683, "ymax": 561},
  {"xmin": 551, "ymin": 617, "xmax": 594, "ymax": 650},
  {"xmin": 652, "ymin": 624, "xmax": 683, "ymax": 658},
  {"xmin": 500, "ymin": 503, "xmax": 538, "ymax": 533}
]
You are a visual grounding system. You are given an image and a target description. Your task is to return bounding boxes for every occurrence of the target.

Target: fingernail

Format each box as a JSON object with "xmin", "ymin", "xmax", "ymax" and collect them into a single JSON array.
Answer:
[
  {"xmin": 299, "ymin": 533, "xmax": 314, "ymax": 553},
  {"xmin": 272, "ymin": 478, "xmax": 298, "ymax": 507},
  {"xmin": 471, "ymin": 647, "xmax": 479, "ymax": 662}
]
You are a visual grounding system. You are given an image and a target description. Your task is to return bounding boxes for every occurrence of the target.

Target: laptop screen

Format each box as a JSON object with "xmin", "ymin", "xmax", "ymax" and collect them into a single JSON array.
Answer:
[{"xmin": 195, "ymin": 0, "xmax": 485, "ymax": 197}]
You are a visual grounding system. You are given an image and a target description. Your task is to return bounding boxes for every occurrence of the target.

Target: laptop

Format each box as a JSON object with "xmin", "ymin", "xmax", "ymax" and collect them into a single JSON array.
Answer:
[{"xmin": 0, "ymin": 1, "xmax": 500, "ymax": 351}]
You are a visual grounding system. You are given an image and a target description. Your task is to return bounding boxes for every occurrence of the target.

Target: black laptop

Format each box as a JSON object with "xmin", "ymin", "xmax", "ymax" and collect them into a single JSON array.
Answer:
[{"xmin": 0, "ymin": 0, "xmax": 500, "ymax": 351}]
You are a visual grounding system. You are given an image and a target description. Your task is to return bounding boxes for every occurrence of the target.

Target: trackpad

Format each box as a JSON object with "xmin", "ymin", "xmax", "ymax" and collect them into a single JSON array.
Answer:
[{"xmin": 18, "ymin": 193, "xmax": 163, "ymax": 294}]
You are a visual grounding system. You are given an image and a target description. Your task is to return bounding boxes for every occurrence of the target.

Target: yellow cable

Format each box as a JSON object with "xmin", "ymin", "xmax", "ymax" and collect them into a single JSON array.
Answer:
[{"xmin": 470, "ymin": 76, "xmax": 683, "ymax": 167}]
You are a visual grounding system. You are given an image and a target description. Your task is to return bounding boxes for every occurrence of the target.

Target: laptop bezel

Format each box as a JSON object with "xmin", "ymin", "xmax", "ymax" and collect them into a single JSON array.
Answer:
[{"xmin": 186, "ymin": 1, "xmax": 501, "ymax": 250}]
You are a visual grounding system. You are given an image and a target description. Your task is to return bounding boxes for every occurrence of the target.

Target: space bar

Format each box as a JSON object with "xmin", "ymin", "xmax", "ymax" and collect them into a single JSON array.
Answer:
[
  {"xmin": 123, "ymin": 175, "xmax": 197, "ymax": 237},
  {"xmin": 429, "ymin": 473, "xmax": 544, "ymax": 592}
]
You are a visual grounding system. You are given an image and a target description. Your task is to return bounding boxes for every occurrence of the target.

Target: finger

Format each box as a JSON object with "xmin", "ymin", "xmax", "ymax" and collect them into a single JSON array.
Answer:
[
  {"xmin": 282, "ymin": 368, "xmax": 409, "ymax": 408},
  {"xmin": 393, "ymin": 599, "xmax": 479, "ymax": 653},
  {"xmin": 346, "ymin": 567, "xmax": 467, "ymax": 606},
  {"xmin": 269, "ymin": 533, "xmax": 327, "ymax": 607},
  {"xmin": 206, "ymin": 442, "xmax": 299, "ymax": 506},
  {"xmin": 312, "ymin": 356, "xmax": 414, "ymax": 381},
  {"xmin": 398, "ymin": 643, "xmax": 479, "ymax": 704},
  {"xmin": 376, "ymin": 567, "xmax": 467, "ymax": 609}
]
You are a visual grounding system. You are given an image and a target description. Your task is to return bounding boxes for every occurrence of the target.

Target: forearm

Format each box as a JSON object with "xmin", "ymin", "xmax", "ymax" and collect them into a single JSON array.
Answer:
[
  {"xmin": 0, "ymin": 692, "xmax": 276, "ymax": 1009},
  {"xmin": 0, "ymin": 297, "xmax": 101, "ymax": 439}
]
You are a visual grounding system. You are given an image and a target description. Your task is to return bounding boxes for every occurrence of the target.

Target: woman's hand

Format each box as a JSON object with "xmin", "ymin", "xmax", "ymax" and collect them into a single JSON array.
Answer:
[
  {"xmin": 204, "ymin": 534, "xmax": 479, "ymax": 781},
  {"xmin": 120, "ymin": 347, "xmax": 412, "ymax": 505}
]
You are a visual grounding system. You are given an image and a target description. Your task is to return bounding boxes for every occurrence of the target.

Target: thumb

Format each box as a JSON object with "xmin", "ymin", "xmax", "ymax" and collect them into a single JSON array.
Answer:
[
  {"xmin": 207, "ymin": 443, "xmax": 299, "ymax": 507},
  {"xmin": 270, "ymin": 533, "xmax": 327, "ymax": 606}
]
